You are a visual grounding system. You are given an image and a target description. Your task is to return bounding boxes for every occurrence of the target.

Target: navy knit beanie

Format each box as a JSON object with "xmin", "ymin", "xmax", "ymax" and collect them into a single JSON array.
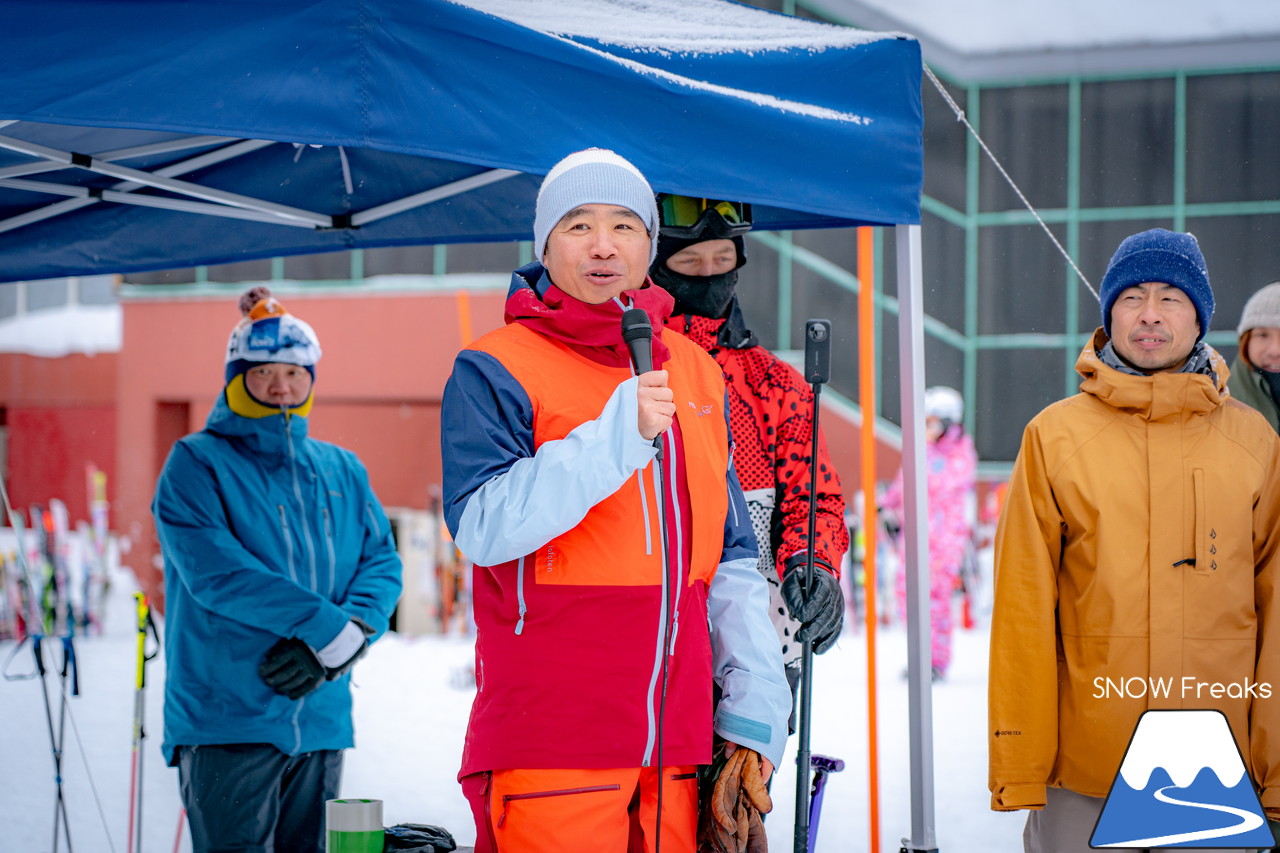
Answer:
[{"xmin": 1099, "ymin": 228, "xmax": 1213, "ymax": 341}]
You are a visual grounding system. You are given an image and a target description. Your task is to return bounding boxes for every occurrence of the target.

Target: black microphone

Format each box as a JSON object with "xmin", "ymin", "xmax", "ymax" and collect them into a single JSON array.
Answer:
[
  {"xmin": 621, "ymin": 308, "xmax": 653, "ymax": 373},
  {"xmin": 621, "ymin": 308, "xmax": 663, "ymax": 458}
]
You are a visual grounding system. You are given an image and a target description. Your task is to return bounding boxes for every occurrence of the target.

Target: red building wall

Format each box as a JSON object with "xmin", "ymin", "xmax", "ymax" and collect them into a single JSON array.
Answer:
[
  {"xmin": 117, "ymin": 287, "xmax": 507, "ymax": 608},
  {"xmin": 0, "ymin": 352, "xmax": 118, "ymax": 525}
]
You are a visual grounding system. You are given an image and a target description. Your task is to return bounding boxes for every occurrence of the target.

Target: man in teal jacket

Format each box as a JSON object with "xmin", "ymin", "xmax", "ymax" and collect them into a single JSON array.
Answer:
[{"xmin": 153, "ymin": 287, "xmax": 402, "ymax": 853}]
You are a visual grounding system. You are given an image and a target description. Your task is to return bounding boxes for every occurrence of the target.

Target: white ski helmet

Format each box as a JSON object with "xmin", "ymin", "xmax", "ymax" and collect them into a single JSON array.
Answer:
[{"xmin": 924, "ymin": 386, "xmax": 964, "ymax": 425}]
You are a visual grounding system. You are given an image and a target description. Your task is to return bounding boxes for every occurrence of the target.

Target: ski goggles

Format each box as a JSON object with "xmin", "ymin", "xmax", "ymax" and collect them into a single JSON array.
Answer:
[{"xmin": 657, "ymin": 195, "xmax": 752, "ymax": 239}]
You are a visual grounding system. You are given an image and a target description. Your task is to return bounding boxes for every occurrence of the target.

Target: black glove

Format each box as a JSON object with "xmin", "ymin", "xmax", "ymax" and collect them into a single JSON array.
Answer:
[
  {"xmin": 259, "ymin": 619, "xmax": 374, "ymax": 700},
  {"xmin": 781, "ymin": 553, "xmax": 844, "ymax": 654},
  {"xmin": 259, "ymin": 638, "xmax": 326, "ymax": 700},
  {"xmin": 383, "ymin": 823, "xmax": 458, "ymax": 852}
]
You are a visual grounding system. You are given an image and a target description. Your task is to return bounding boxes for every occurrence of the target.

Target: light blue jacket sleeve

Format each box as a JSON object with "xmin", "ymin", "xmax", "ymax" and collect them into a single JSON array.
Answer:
[
  {"xmin": 443, "ymin": 349, "xmax": 657, "ymax": 566},
  {"xmin": 709, "ymin": 432, "xmax": 791, "ymax": 769}
]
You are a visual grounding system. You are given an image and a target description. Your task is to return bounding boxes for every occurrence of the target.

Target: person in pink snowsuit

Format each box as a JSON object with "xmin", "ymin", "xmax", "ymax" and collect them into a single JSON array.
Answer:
[{"xmin": 881, "ymin": 386, "xmax": 977, "ymax": 680}]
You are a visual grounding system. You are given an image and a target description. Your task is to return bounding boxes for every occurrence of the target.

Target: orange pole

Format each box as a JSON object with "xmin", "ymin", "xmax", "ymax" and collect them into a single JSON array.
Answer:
[
  {"xmin": 455, "ymin": 289, "xmax": 475, "ymax": 347},
  {"xmin": 858, "ymin": 226, "xmax": 881, "ymax": 852}
]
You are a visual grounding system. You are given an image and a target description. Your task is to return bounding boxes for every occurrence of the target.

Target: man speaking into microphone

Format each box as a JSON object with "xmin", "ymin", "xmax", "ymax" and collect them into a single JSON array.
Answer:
[{"xmin": 441, "ymin": 148, "xmax": 789, "ymax": 853}]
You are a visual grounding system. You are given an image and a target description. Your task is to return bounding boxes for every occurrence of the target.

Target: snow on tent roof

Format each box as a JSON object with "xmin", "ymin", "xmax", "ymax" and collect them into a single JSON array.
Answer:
[{"xmin": 453, "ymin": 0, "xmax": 900, "ymax": 53}]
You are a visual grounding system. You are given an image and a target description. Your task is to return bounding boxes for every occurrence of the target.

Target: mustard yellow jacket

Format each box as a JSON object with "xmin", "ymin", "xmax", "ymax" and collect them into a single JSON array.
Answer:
[{"xmin": 989, "ymin": 330, "xmax": 1280, "ymax": 814}]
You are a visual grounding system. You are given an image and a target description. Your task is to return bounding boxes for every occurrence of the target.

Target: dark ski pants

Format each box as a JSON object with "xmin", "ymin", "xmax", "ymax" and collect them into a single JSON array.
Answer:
[
  {"xmin": 1024, "ymin": 787, "xmax": 1255, "ymax": 853},
  {"xmin": 177, "ymin": 743, "xmax": 343, "ymax": 853}
]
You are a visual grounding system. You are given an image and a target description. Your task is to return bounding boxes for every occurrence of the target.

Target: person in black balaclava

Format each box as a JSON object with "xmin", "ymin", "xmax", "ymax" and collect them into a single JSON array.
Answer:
[{"xmin": 652, "ymin": 195, "xmax": 849, "ymax": 728}]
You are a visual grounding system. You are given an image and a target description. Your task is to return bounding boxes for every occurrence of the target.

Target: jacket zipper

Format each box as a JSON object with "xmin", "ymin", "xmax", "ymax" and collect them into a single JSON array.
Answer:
[
  {"xmin": 275, "ymin": 504, "xmax": 304, "ymax": 752},
  {"xmin": 726, "ymin": 451, "xmax": 741, "ymax": 528},
  {"xmin": 514, "ymin": 555, "xmax": 528, "ymax": 635},
  {"xmin": 637, "ymin": 470, "xmax": 653, "ymax": 555},
  {"xmin": 481, "ymin": 773, "xmax": 500, "ymax": 850},
  {"xmin": 322, "ymin": 508, "xmax": 336, "ymax": 598},
  {"xmin": 497, "ymin": 784, "xmax": 620, "ymax": 828},
  {"xmin": 283, "ymin": 416, "xmax": 320, "ymax": 592},
  {"xmin": 665, "ymin": 429, "xmax": 685, "ymax": 657},
  {"xmin": 277, "ymin": 506, "xmax": 297, "ymax": 583},
  {"xmin": 642, "ymin": 429, "xmax": 678, "ymax": 767}
]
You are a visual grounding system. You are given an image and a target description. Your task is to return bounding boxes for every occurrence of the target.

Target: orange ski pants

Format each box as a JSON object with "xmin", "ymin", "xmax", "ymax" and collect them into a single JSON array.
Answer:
[{"xmin": 461, "ymin": 765, "xmax": 699, "ymax": 853}]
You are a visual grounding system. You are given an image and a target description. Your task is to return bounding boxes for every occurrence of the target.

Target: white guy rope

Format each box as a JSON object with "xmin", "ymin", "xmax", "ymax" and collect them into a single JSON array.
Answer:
[{"xmin": 923, "ymin": 64, "xmax": 1098, "ymax": 301}]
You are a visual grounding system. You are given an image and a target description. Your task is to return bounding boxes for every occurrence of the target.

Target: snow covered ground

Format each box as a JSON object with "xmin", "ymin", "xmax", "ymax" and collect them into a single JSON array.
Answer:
[{"xmin": 2, "ymin": 568, "xmax": 1024, "ymax": 852}]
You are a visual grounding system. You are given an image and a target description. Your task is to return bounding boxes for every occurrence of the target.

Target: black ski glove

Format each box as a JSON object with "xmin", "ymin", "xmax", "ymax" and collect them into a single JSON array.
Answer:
[
  {"xmin": 259, "ymin": 638, "xmax": 326, "ymax": 700},
  {"xmin": 781, "ymin": 553, "xmax": 844, "ymax": 654},
  {"xmin": 259, "ymin": 619, "xmax": 374, "ymax": 700}
]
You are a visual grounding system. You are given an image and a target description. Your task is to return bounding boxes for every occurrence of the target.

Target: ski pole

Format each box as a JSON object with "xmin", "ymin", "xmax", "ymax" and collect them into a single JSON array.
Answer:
[
  {"xmin": 172, "ymin": 808, "xmax": 186, "ymax": 853},
  {"xmin": 1, "ymin": 478, "xmax": 75, "ymax": 853},
  {"xmin": 127, "ymin": 592, "xmax": 159, "ymax": 853},
  {"xmin": 794, "ymin": 319, "xmax": 832, "ymax": 853}
]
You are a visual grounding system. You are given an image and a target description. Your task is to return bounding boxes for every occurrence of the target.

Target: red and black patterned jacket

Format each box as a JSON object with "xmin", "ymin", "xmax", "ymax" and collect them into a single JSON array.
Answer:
[{"xmin": 666, "ymin": 306, "xmax": 848, "ymax": 593}]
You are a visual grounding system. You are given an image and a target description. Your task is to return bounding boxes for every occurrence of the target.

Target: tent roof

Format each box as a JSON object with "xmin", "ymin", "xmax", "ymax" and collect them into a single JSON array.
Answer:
[{"xmin": 0, "ymin": 0, "xmax": 922, "ymax": 283}]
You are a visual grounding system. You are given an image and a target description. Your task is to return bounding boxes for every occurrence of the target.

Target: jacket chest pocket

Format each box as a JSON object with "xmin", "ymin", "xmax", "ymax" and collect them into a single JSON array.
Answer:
[{"xmin": 1192, "ymin": 468, "xmax": 1212, "ymax": 577}]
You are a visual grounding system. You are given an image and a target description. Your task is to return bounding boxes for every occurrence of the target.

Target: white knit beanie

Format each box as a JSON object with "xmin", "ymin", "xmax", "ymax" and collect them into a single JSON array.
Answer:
[
  {"xmin": 533, "ymin": 148, "xmax": 659, "ymax": 263},
  {"xmin": 1239, "ymin": 281, "xmax": 1280, "ymax": 336}
]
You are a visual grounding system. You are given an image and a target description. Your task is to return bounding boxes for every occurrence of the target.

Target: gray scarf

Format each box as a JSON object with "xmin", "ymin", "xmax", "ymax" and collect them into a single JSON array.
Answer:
[{"xmin": 1099, "ymin": 340, "xmax": 1217, "ymax": 383}]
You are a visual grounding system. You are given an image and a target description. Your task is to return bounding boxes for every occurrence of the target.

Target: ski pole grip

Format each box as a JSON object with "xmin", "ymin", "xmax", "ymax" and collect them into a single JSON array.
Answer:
[{"xmin": 135, "ymin": 592, "xmax": 149, "ymax": 690}]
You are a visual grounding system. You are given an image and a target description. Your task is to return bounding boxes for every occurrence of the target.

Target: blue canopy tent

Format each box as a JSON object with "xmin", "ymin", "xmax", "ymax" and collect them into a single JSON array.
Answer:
[
  {"xmin": 0, "ymin": 1, "xmax": 938, "ymax": 849},
  {"xmin": 0, "ymin": 0, "xmax": 920, "ymax": 280}
]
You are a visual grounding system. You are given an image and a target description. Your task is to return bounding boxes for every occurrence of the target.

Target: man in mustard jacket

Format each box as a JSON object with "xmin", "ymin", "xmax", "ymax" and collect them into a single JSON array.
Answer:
[{"xmin": 989, "ymin": 228, "xmax": 1280, "ymax": 851}]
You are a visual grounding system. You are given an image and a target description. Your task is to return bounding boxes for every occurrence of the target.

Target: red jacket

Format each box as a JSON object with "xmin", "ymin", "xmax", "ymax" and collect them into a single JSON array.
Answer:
[{"xmin": 443, "ymin": 269, "xmax": 785, "ymax": 776}]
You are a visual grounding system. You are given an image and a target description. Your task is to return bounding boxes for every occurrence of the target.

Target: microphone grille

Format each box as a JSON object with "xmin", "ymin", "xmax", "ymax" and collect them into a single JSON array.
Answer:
[{"xmin": 620, "ymin": 308, "xmax": 653, "ymax": 343}]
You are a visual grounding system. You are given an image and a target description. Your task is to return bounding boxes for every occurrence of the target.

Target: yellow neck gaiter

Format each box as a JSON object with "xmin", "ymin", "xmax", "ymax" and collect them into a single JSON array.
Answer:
[{"xmin": 225, "ymin": 372, "xmax": 314, "ymax": 419}]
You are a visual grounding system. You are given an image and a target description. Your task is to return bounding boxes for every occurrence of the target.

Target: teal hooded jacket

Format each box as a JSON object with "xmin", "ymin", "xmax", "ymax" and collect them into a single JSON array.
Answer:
[{"xmin": 153, "ymin": 395, "xmax": 402, "ymax": 763}]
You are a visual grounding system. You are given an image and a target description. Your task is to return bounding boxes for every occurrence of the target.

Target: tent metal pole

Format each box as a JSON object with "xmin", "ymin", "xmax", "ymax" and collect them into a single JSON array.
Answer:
[
  {"xmin": 0, "ymin": 138, "xmax": 276, "ymax": 235},
  {"xmin": 0, "ymin": 135, "xmax": 237, "ymax": 180},
  {"xmin": 895, "ymin": 223, "xmax": 938, "ymax": 853},
  {"xmin": 350, "ymin": 168, "xmax": 520, "ymax": 226},
  {"xmin": 0, "ymin": 134, "xmax": 331, "ymax": 226},
  {"xmin": 0, "ymin": 177, "xmax": 318, "ymax": 228}
]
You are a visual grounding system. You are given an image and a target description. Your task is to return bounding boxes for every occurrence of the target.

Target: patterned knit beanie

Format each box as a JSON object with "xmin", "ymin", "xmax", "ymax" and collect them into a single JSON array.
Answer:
[
  {"xmin": 1099, "ymin": 228, "xmax": 1213, "ymax": 341},
  {"xmin": 533, "ymin": 148, "xmax": 659, "ymax": 264},
  {"xmin": 223, "ymin": 287, "xmax": 322, "ymax": 417},
  {"xmin": 1238, "ymin": 281, "xmax": 1280, "ymax": 337}
]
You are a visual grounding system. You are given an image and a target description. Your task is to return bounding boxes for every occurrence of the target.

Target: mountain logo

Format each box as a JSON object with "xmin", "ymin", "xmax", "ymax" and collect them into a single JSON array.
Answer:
[{"xmin": 1091, "ymin": 710, "xmax": 1276, "ymax": 848}]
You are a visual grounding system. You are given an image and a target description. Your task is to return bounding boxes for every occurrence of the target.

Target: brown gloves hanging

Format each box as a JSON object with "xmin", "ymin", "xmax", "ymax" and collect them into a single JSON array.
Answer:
[{"xmin": 698, "ymin": 742, "xmax": 773, "ymax": 853}]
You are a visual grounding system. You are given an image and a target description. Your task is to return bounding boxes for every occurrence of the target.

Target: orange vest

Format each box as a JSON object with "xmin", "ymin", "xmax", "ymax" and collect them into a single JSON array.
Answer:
[{"xmin": 470, "ymin": 322, "xmax": 729, "ymax": 587}]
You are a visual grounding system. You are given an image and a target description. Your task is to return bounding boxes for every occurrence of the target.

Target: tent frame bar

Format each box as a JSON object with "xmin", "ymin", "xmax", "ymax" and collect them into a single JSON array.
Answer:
[
  {"xmin": 896, "ymin": 223, "xmax": 939, "ymax": 853},
  {"xmin": 0, "ymin": 130, "xmax": 526, "ymax": 238},
  {"xmin": 0, "ymin": 135, "xmax": 238, "ymax": 181},
  {"xmin": 0, "ymin": 133, "xmax": 332, "ymax": 227},
  {"xmin": 0, "ymin": 138, "xmax": 278, "ymax": 235},
  {"xmin": 350, "ymin": 167, "xmax": 521, "ymax": 226}
]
